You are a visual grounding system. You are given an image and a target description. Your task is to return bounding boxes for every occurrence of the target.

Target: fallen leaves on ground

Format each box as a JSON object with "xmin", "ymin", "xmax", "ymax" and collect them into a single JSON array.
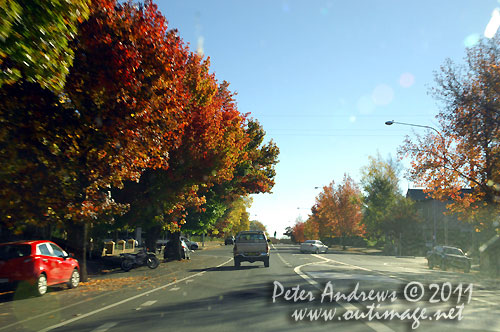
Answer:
[{"xmin": 78, "ymin": 276, "xmax": 151, "ymax": 293}]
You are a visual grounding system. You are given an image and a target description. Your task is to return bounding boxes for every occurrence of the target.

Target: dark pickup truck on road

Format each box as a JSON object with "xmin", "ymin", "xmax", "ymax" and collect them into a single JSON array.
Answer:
[{"xmin": 427, "ymin": 245, "xmax": 471, "ymax": 273}]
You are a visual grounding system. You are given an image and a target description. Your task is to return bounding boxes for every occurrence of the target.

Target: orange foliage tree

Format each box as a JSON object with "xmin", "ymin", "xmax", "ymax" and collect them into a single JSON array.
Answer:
[
  {"xmin": 308, "ymin": 174, "xmax": 364, "ymax": 248},
  {"xmin": 0, "ymin": 0, "xmax": 192, "ymax": 279},
  {"xmin": 399, "ymin": 37, "xmax": 500, "ymax": 232},
  {"xmin": 291, "ymin": 221, "xmax": 306, "ymax": 243}
]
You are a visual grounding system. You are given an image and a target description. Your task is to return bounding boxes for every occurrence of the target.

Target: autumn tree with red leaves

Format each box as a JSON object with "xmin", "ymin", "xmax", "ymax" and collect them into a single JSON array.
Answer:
[
  {"xmin": 291, "ymin": 221, "xmax": 306, "ymax": 244},
  {"xmin": 307, "ymin": 174, "xmax": 364, "ymax": 248},
  {"xmin": 0, "ymin": 0, "xmax": 279, "ymax": 272},
  {"xmin": 1, "ymin": 0, "xmax": 193, "ymax": 279},
  {"xmin": 400, "ymin": 37, "xmax": 500, "ymax": 234}
]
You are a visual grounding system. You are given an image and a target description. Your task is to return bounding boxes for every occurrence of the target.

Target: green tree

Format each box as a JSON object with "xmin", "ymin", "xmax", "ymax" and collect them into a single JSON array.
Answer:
[
  {"xmin": 360, "ymin": 154, "xmax": 401, "ymax": 243},
  {"xmin": 249, "ymin": 219, "xmax": 268, "ymax": 234},
  {"xmin": 215, "ymin": 196, "xmax": 252, "ymax": 235},
  {"xmin": 382, "ymin": 196, "xmax": 423, "ymax": 255},
  {"xmin": 360, "ymin": 154, "xmax": 423, "ymax": 252},
  {"xmin": 0, "ymin": 0, "xmax": 90, "ymax": 91}
]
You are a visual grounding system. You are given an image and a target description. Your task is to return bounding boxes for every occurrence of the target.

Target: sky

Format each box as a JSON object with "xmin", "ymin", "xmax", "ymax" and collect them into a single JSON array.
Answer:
[{"xmin": 156, "ymin": 0, "xmax": 500, "ymax": 237}]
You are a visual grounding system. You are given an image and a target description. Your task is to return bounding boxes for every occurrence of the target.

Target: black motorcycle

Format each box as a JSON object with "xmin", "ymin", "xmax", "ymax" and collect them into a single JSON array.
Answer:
[{"xmin": 120, "ymin": 248, "xmax": 159, "ymax": 271}]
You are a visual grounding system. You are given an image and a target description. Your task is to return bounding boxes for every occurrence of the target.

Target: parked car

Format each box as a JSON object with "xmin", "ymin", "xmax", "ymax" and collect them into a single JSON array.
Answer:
[
  {"xmin": 233, "ymin": 231, "xmax": 270, "ymax": 267},
  {"xmin": 427, "ymin": 245, "xmax": 471, "ymax": 273},
  {"xmin": 181, "ymin": 236, "xmax": 198, "ymax": 250},
  {"xmin": 181, "ymin": 239, "xmax": 191, "ymax": 260},
  {"xmin": 300, "ymin": 240, "xmax": 328, "ymax": 254},
  {"xmin": 0, "ymin": 240, "xmax": 80, "ymax": 296},
  {"xmin": 224, "ymin": 236, "xmax": 235, "ymax": 245}
]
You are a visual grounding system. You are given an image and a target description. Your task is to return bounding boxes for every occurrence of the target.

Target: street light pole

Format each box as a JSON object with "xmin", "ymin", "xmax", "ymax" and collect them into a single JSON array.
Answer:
[
  {"xmin": 385, "ymin": 120, "xmax": 448, "ymax": 247},
  {"xmin": 384, "ymin": 120, "xmax": 443, "ymax": 138}
]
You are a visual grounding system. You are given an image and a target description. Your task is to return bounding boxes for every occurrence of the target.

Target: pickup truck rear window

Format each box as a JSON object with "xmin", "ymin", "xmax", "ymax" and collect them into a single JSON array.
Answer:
[{"xmin": 236, "ymin": 234, "xmax": 266, "ymax": 243}]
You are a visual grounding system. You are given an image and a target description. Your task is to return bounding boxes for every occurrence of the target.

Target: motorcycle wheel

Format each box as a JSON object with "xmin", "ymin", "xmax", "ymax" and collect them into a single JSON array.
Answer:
[
  {"xmin": 121, "ymin": 259, "xmax": 134, "ymax": 272},
  {"xmin": 146, "ymin": 256, "xmax": 159, "ymax": 269}
]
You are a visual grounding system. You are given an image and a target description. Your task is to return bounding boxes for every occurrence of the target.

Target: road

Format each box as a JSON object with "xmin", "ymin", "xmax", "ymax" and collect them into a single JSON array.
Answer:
[{"xmin": 0, "ymin": 244, "xmax": 499, "ymax": 332}]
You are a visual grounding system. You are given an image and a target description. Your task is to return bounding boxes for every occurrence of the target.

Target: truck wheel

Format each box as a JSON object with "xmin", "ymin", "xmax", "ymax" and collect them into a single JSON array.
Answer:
[{"xmin": 264, "ymin": 258, "xmax": 270, "ymax": 268}]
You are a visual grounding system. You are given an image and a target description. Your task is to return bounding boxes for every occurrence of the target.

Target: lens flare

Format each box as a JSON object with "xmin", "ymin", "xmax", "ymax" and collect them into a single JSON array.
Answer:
[
  {"xmin": 197, "ymin": 36, "xmax": 204, "ymax": 56},
  {"xmin": 464, "ymin": 33, "xmax": 480, "ymax": 47},
  {"xmin": 485, "ymin": 8, "xmax": 500, "ymax": 38},
  {"xmin": 399, "ymin": 72, "xmax": 415, "ymax": 88}
]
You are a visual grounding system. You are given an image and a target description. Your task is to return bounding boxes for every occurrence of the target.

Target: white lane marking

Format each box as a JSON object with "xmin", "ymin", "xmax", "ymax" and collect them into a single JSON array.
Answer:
[
  {"xmin": 185, "ymin": 279, "xmax": 194, "ymax": 284},
  {"xmin": 276, "ymin": 252, "xmax": 292, "ymax": 267},
  {"xmin": 308, "ymin": 271, "xmax": 401, "ymax": 284},
  {"xmin": 136, "ymin": 300, "xmax": 157, "ymax": 311},
  {"xmin": 311, "ymin": 254, "xmax": 408, "ymax": 283},
  {"xmin": 293, "ymin": 262, "xmax": 320, "ymax": 286},
  {"xmin": 39, "ymin": 257, "xmax": 233, "ymax": 332},
  {"xmin": 311, "ymin": 253, "xmax": 372, "ymax": 271},
  {"xmin": 294, "ymin": 261, "xmax": 396, "ymax": 332},
  {"xmin": 312, "ymin": 255, "xmax": 500, "ymax": 312},
  {"xmin": 91, "ymin": 322, "xmax": 118, "ymax": 332},
  {"xmin": 142, "ymin": 300, "xmax": 157, "ymax": 306},
  {"xmin": 169, "ymin": 287, "xmax": 180, "ymax": 291},
  {"xmin": 271, "ymin": 243, "xmax": 292, "ymax": 267}
]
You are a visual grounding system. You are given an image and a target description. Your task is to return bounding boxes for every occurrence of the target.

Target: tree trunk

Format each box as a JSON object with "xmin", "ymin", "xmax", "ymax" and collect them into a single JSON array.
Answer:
[
  {"xmin": 66, "ymin": 221, "xmax": 89, "ymax": 282},
  {"xmin": 145, "ymin": 225, "xmax": 161, "ymax": 252},
  {"xmin": 163, "ymin": 231, "xmax": 183, "ymax": 261},
  {"xmin": 171, "ymin": 232, "xmax": 182, "ymax": 260}
]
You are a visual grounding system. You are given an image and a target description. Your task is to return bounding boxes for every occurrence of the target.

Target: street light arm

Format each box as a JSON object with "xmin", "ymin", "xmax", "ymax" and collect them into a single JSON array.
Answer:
[{"xmin": 386, "ymin": 120, "xmax": 442, "ymax": 137}]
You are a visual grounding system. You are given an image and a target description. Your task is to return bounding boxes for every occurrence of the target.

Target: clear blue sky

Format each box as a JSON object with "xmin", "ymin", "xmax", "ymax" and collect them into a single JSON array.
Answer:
[{"xmin": 156, "ymin": 0, "xmax": 499, "ymax": 237}]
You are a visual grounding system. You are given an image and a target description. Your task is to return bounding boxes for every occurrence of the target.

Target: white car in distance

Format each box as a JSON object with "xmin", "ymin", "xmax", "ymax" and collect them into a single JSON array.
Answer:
[{"xmin": 300, "ymin": 240, "xmax": 328, "ymax": 254}]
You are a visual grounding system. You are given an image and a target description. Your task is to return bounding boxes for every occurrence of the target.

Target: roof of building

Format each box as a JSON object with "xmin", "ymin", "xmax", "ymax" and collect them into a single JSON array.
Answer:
[{"xmin": 406, "ymin": 188, "xmax": 473, "ymax": 201}]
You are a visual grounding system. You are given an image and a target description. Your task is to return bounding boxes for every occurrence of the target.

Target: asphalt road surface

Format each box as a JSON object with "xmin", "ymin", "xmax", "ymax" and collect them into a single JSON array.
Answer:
[{"xmin": 0, "ymin": 244, "xmax": 498, "ymax": 332}]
